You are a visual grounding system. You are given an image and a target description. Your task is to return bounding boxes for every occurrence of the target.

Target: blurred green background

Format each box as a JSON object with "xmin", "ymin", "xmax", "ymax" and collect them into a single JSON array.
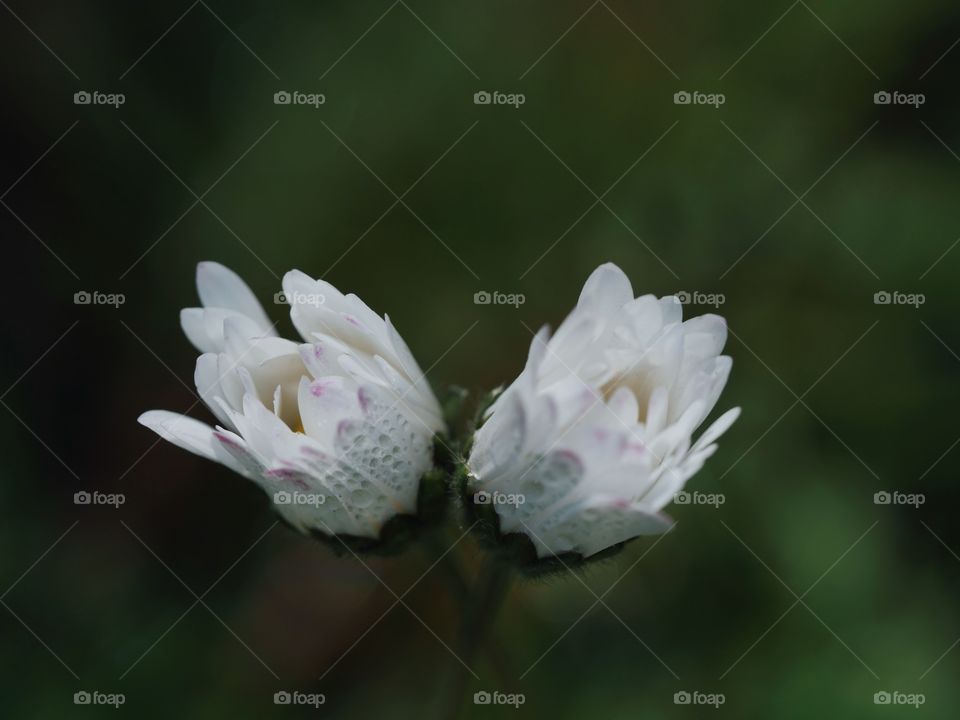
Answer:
[{"xmin": 3, "ymin": 0, "xmax": 960, "ymax": 717}]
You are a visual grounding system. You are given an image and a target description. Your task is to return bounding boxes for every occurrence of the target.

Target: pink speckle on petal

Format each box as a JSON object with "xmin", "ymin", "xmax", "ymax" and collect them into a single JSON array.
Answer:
[
  {"xmin": 266, "ymin": 468, "xmax": 310, "ymax": 490},
  {"xmin": 555, "ymin": 449, "xmax": 583, "ymax": 471},
  {"xmin": 336, "ymin": 419, "xmax": 355, "ymax": 440},
  {"xmin": 214, "ymin": 432, "xmax": 241, "ymax": 449},
  {"xmin": 310, "ymin": 379, "xmax": 334, "ymax": 397},
  {"xmin": 342, "ymin": 313, "xmax": 361, "ymax": 327},
  {"xmin": 358, "ymin": 387, "xmax": 372, "ymax": 412}
]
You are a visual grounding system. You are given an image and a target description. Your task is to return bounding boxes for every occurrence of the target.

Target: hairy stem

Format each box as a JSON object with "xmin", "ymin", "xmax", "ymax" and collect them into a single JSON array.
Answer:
[{"xmin": 436, "ymin": 559, "xmax": 514, "ymax": 720}]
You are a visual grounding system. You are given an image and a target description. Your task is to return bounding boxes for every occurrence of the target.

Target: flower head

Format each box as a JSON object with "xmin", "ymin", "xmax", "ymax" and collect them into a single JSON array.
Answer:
[
  {"xmin": 139, "ymin": 262, "xmax": 445, "ymax": 544},
  {"xmin": 467, "ymin": 263, "xmax": 740, "ymax": 561}
]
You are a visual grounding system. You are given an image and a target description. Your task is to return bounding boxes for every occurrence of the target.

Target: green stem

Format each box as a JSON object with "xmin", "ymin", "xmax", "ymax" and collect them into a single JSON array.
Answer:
[
  {"xmin": 437, "ymin": 559, "xmax": 514, "ymax": 720},
  {"xmin": 423, "ymin": 532, "xmax": 470, "ymax": 601},
  {"xmin": 422, "ymin": 536, "xmax": 515, "ymax": 687}
]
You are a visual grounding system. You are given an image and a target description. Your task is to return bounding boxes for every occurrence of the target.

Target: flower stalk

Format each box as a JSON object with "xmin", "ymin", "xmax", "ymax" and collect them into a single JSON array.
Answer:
[{"xmin": 437, "ymin": 557, "xmax": 514, "ymax": 720}]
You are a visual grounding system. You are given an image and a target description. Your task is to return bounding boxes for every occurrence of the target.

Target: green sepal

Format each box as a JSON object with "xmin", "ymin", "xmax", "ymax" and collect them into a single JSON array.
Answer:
[{"xmin": 472, "ymin": 385, "xmax": 504, "ymax": 432}]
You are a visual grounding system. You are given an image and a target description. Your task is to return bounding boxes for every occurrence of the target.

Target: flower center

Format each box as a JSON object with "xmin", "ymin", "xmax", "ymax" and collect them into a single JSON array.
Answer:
[{"xmin": 601, "ymin": 372, "xmax": 651, "ymax": 423}]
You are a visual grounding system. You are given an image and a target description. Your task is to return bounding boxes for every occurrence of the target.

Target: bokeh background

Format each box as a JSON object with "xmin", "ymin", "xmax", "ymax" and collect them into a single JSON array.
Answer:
[{"xmin": 3, "ymin": 0, "xmax": 960, "ymax": 717}]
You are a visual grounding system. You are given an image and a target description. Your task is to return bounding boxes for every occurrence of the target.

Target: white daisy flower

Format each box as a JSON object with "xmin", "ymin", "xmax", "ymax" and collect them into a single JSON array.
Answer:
[
  {"xmin": 466, "ymin": 263, "xmax": 740, "ymax": 560},
  {"xmin": 139, "ymin": 262, "xmax": 445, "ymax": 542}
]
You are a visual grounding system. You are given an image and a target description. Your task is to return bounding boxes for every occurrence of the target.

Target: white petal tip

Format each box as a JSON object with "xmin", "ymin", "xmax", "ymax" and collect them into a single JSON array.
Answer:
[{"xmin": 137, "ymin": 410, "xmax": 167, "ymax": 429}]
